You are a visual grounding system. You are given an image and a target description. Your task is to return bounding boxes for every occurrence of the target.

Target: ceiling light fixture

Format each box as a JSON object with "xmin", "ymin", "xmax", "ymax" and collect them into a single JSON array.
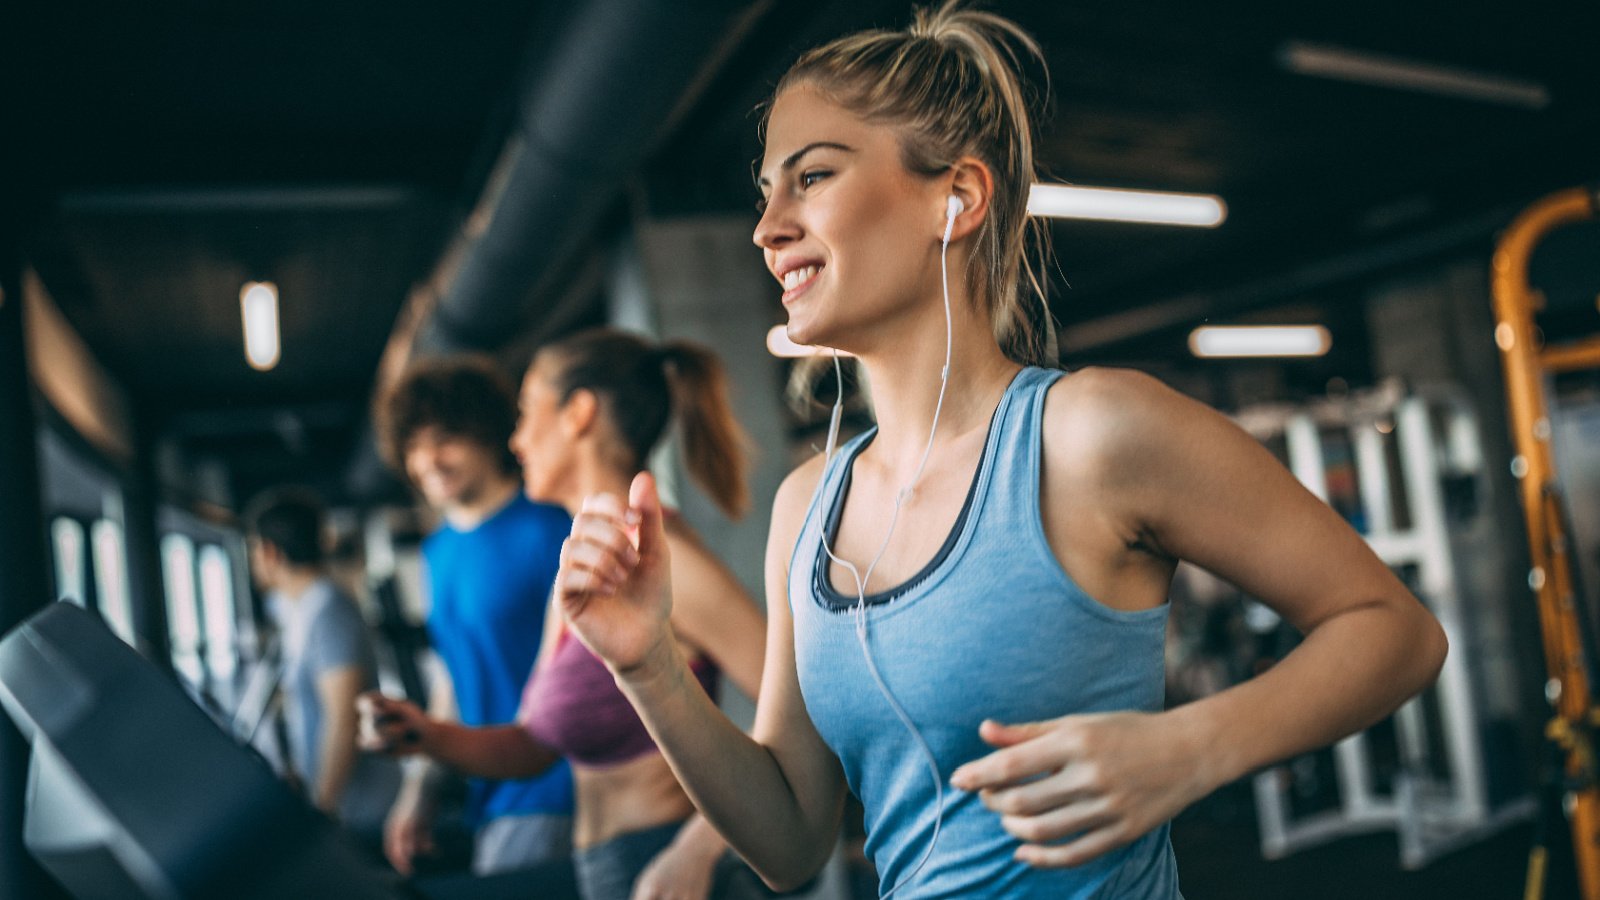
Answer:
[
  {"xmin": 1278, "ymin": 41, "xmax": 1550, "ymax": 110},
  {"xmin": 240, "ymin": 281, "xmax": 281, "ymax": 371},
  {"xmin": 1189, "ymin": 325, "xmax": 1332, "ymax": 358},
  {"xmin": 1027, "ymin": 183, "xmax": 1227, "ymax": 227}
]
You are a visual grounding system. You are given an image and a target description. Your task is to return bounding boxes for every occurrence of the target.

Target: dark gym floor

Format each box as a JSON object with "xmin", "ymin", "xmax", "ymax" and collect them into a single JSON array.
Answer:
[{"xmin": 1171, "ymin": 814, "xmax": 1579, "ymax": 900}]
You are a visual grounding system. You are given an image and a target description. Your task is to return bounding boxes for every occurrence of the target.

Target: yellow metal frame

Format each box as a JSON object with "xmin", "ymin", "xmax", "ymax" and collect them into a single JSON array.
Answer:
[{"xmin": 1490, "ymin": 185, "xmax": 1600, "ymax": 900}]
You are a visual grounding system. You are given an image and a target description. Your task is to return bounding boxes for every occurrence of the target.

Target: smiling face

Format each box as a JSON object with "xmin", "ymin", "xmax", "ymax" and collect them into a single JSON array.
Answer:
[
  {"xmin": 403, "ymin": 426, "xmax": 504, "ymax": 513},
  {"xmin": 753, "ymin": 85, "xmax": 950, "ymax": 354}
]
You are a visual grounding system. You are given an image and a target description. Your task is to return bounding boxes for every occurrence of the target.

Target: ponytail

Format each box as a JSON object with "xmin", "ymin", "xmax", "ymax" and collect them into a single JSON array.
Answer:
[
  {"xmin": 660, "ymin": 342, "xmax": 750, "ymax": 519},
  {"xmin": 540, "ymin": 328, "xmax": 751, "ymax": 519}
]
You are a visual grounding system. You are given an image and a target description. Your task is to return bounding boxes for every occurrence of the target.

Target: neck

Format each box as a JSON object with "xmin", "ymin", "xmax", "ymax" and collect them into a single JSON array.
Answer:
[
  {"xmin": 853, "ymin": 303, "xmax": 1019, "ymax": 474},
  {"xmin": 554, "ymin": 452, "xmax": 637, "ymax": 516},
  {"xmin": 274, "ymin": 567, "xmax": 323, "ymax": 602},
  {"xmin": 444, "ymin": 475, "xmax": 520, "ymax": 530}
]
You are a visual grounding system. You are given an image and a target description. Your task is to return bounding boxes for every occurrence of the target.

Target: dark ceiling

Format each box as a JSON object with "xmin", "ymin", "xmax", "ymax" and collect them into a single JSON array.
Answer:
[{"xmin": 14, "ymin": 0, "xmax": 1600, "ymax": 505}]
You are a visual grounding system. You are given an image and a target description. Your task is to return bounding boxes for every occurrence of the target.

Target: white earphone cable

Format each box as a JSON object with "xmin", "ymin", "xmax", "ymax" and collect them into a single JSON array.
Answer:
[{"xmin": 816, "ymin": 200, "xmax": 959, "ymax": 897}]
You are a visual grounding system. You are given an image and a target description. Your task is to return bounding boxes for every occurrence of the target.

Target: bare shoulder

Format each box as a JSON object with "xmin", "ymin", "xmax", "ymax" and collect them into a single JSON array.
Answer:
[
  {"xmin": 1041, "ymin": 366, "xmax": 1199, "ymax": 481},
  {"xmin": 1045, "ymin": 365, "xmax": 1187, "ymax": 422},
  {"xmin": 769, "ymin": 451, "xmax": 828, "ymax": 550}
]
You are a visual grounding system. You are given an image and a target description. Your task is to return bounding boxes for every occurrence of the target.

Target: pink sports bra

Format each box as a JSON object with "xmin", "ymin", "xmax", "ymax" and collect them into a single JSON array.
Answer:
[{"xmin": 518, "ymin": 629, "xmax": 719, "ymax": 768}]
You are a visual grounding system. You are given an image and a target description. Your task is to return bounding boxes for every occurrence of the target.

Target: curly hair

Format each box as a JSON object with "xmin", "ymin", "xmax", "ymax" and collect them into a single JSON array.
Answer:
[{"xmin": 375, "ymin": 355, "xmax": 520, "ymax": 479}]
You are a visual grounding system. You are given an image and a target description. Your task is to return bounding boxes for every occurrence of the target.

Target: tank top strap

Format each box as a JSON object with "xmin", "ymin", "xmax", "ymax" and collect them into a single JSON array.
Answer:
[
  {"xmin": 789, "ymin": 427, "xmax": 877, "ymax": 591},
  {"xmin": 978, "ymin": 366, "xmax": 1065, "ymax": 515}
]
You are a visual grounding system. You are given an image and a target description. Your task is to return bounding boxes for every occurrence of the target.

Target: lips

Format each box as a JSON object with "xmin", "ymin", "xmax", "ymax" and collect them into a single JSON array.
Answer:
[{"xmin": 778, "ymin": 262, "xmax": 823, "ymax": 303}]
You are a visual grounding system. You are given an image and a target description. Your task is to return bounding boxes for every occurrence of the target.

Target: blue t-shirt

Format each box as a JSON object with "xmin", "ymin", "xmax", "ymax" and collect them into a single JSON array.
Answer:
[{"xmin": 424, "ymin": 493, "xmax": 575, "ymax": 826}]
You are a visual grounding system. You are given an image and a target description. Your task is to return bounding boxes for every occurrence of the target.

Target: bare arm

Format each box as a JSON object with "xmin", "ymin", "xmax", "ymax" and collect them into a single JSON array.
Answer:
[
  {"xmin": 560, "ymin": 470, "xmax": 847, "ymax": 891},
  {"xmin": 628, "ymin": 526, "xmax": 773, "ymax": 892},
  {"xmin": 1092, "ymin": 370, "xmax": 1446, "ymax": 782},
  {"xmin": 313, "ymin": 666, "xmax": 365, "ymax": 815},
  {"xmin": 418, "ymin": 722, "xmax": 560, "ymax": 780},
  {"xmin": 952, "ymin": 369, "xmax": 1447, "ymax": 866},
  {"xmin": 361, "ymin": 691, "xmax": 559, "ymax": 781},
  {"xmin": 660, "ymin": 524, "xmax": 767, "ymax": 704}
]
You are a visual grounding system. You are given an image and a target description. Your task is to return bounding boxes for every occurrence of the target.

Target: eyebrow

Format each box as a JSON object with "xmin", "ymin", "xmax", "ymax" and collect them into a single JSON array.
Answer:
[{"xmin": 755, "ymin": 141, "xmax": 856, "ymax": 189}]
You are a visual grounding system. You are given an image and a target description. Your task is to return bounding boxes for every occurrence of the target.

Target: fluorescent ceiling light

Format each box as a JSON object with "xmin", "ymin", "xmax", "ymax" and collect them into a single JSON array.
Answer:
[
  {"xmin": 766, "ymin": 325, "xmax": 850, "ymax": 359},
  {"xmin": 240, "ymin": 281, "xmax": 281, "ymax": 371},
  {"xmin": 1027, "ymin": 184, "xmax": 1226, "ymax": 227},
  {"xmin": 1189, "ymin": 325, "xmax": 1331, "ymax": 358},
  {"xmin": 1279, "ymin": 41, "xmax": 1549, "ymax": 110}
]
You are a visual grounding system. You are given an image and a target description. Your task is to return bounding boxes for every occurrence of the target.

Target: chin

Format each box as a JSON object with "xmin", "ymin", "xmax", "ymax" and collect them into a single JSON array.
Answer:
[
  {"xmin": 521, "ymin": 479, "xmax": 555, "ymax": 506},
  {"xmin": 785, "ymin": 318, "xmax": 835, "ymax": 353}
]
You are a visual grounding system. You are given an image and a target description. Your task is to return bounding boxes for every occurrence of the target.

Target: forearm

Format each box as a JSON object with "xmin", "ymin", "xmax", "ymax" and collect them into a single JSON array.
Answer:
[
  {"xmin": 667, "ymin": 813, "xmax": 728, "ymax": 869},
  {"xmin": 315, "ymin": 710, "xmax": 360, "ymax": 814},
  {"xmin": 1171, "ymin": 598, "xmax": 1446, "ymax": 791},
  {"xmin": 423, "ymin": 721, "xmax": 559, "ymax": 781},
  {"xmin": 619, "ymin": 638, "xmax": 840, "ymax": 890}
]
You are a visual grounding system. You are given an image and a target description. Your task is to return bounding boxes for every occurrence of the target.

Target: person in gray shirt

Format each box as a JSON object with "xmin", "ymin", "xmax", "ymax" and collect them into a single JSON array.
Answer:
[{"xmin": 247, "ymin": 489, "xmax": 399, "ymax": 840}]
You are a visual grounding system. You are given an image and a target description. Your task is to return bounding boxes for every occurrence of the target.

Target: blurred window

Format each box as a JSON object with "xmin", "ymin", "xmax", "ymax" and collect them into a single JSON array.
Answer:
[
  {"xmin": 162, "ymin": 534, "xmax": 204, "ymax": 685},
  {"xmin": 198, "ymin": 544, "xmax": 238, "ymax": 682},
  {"xmin": 50, "ymin": 517, "xmax": 88, "ymax": 606},
  {"xmin": 91, "ymin": 519, "xmax": 135, "ymax": 645}
]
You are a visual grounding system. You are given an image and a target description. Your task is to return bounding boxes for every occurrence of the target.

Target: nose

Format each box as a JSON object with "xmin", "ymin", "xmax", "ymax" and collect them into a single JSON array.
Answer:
[{"xmin": 752, "ymin": 191, "xmax": 799, "ymax": 252}]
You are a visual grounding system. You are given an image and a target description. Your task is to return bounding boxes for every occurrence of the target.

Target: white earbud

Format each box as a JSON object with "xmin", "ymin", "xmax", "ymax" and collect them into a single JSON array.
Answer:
[{"xmin": 946, "ymin": 195, "xmax": 964, "ymax": 222}]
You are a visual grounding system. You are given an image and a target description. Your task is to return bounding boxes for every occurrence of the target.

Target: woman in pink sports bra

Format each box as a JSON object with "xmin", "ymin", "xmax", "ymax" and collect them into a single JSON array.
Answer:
[{"xmin": 361, "ymin": 328, "xmax": 768, "ymax": 900}]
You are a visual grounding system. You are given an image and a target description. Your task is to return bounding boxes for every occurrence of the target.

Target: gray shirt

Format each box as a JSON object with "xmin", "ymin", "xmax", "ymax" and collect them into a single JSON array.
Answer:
[{"xmin": 269, "ymin": 578, "xmax": 399, "ymax": 829}]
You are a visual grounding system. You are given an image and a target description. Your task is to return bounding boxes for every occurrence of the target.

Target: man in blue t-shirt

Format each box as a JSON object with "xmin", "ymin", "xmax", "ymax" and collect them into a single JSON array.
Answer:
[{"xmin": 376, "ymin": 357, "xmax": 574, "ymax": 876}]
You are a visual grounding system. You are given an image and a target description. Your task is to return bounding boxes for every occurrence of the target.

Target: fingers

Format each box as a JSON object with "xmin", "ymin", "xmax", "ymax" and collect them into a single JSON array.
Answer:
[
  {"xmin": 628, "ymin": 471, "xmax": 665, "ymax": 560},
  {"xmin": 384, "ymin": 824, "xmax": 414, "ymax": 876},
  {"xmin": 559, "ymin": 494, "xmax": 642, "ymax": 599},
  {"xmin": 979, "ymin": 718, "xmax": 1054, "ymax": 748},
  {"xmin": 977, "ymin": 762, "xmax": 1099, "ymax": 817},
  {"xmin": 384, "ymin": 817, "xmax": 436, "ymax": 876},
  {"xmin": 950, "ymin": 719, "xmax": 1081, "ymax": 792},
  {"xmin": 357, "ymin": 696, "xmax": 425, "ymax": 754},
  {"xmin": 994, "ymin": 791, "xmax": 1116, "ymax": 845},
  {"xmin": 1013, "ymin": 822, "xmax": 1131, "ymax": 869}
]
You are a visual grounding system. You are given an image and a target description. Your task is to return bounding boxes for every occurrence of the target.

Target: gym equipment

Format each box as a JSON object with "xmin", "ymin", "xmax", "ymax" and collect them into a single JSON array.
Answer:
[
  {"xmin": 0, "ymin": 601, "xmax": 410, "ymax": 899},
  {"xmin": 1236, "ymin": 381, "xmax": 1536, "ymax": 868},
  {"xmin": 1489, "ymin": 185, "xmax": 1600, "ymax": 900}
]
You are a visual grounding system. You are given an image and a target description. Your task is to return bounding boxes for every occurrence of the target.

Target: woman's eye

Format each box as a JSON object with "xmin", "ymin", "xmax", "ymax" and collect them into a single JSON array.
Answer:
[
  {"xmin": 755, "ymin": 196, "xmax": 769, "ymax": 214},
  {"xmin": 800, "ymin": 169, "xmax": 831, "ymax": 188}
]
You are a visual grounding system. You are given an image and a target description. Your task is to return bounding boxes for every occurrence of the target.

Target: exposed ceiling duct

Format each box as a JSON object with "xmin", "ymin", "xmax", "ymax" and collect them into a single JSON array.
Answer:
[
  {"xmin": 348, "ymin": 0, "xmax": 764, "ymax": 500},
  {"xmin": 411, "ymin": 0, "xmax": 764, "ymax": 355}
]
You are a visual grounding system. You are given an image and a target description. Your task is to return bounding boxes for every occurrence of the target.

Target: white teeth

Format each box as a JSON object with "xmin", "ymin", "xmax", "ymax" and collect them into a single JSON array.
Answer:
[{"xmin": 783, "ymin": 265, "xmax": 819, "ymax": 291}]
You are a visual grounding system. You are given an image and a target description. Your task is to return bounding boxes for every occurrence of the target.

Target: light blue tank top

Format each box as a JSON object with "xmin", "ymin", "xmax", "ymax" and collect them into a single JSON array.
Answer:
[{"xmin": 790, "ymin": 366, "xmax": 1182, "ymax": 899}]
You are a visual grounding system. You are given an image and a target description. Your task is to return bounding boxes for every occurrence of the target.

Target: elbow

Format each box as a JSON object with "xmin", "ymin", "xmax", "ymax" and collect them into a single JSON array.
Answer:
[
  {"xmin": 749, "ymin": 837, "xmax": 834, "ymax": 894},
  {"xmin": 757, "ymin": 861, "xmax": 825, "ymax": 896},
  {"xmin": 1407, "ymin": 605, "xmax": 1449, "ymax": 696}
]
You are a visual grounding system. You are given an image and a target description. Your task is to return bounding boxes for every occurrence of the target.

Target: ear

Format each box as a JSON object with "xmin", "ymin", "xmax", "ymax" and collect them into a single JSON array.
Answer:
[
  {"xmin": 561, "ymin": 387, "xmax": 600, "ymax": 439},
  {"xmin": 944, "ymin": 156, "xmax": 995, "ymax": 242},
  {"xmin": 255, "ymin": 540, "xmax": 285, "ymax": 572}
]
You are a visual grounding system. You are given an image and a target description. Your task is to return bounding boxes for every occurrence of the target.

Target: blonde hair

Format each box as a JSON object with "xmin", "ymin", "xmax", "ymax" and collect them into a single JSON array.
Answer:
[{"xmin": 770, "ymin": 1, "xmax": 1057, "ymax": 402}]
